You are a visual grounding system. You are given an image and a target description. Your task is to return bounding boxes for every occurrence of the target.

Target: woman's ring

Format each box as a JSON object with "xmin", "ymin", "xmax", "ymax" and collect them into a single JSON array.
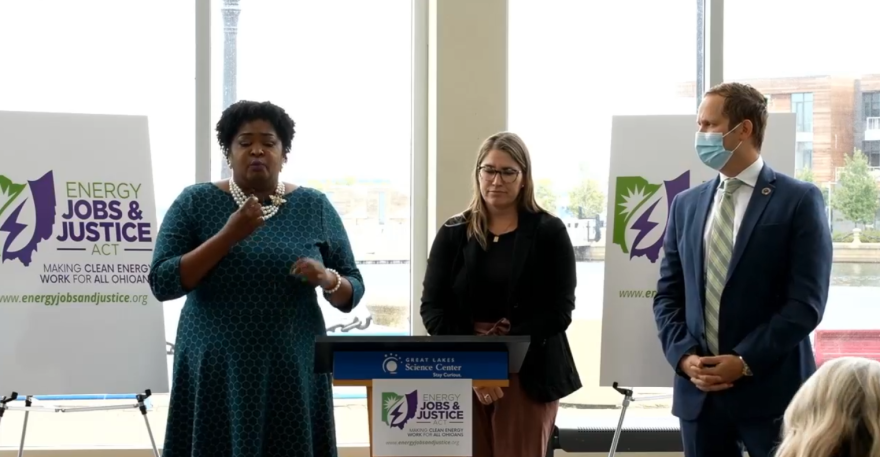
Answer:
[{"xmin": 483, "ymin": 394, "xmax": 490, "ymax": 400}]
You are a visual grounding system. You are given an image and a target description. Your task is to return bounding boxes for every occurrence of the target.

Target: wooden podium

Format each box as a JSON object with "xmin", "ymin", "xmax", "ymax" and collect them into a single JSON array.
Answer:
[{"xmin": 315, "ymin": 335, "xmax": 531, "ymax": 456}]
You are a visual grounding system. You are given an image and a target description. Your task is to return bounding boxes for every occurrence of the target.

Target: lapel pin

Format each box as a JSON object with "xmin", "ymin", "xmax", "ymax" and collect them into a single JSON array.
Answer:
[{"xmin": 761, "ymin": 187, "xmax": 772, "ymax": 196}]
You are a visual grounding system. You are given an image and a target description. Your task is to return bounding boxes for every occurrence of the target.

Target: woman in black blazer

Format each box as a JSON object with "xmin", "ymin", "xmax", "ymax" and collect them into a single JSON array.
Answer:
[{"xmin": 420, "ymin": 132, "xmax": 582, "ymax": 457}]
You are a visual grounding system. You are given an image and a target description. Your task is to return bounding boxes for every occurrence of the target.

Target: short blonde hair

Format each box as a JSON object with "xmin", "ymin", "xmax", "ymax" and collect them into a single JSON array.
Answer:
[{"xmin": 775, "ymin": 357, "xmax": 880, "ymax": 457}]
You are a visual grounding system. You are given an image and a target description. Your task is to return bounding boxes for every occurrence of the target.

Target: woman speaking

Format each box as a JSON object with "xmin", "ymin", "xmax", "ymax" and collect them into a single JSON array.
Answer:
[{"xmin": 150, "ymin": 100, "xmax": 364, "ymax": 457}]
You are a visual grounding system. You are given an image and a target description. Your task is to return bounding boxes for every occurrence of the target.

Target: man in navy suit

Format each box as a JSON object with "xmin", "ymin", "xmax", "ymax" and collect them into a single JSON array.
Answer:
[{"xmin": 653, "ymin": 82, "xmax": 832, "ymax": 457}]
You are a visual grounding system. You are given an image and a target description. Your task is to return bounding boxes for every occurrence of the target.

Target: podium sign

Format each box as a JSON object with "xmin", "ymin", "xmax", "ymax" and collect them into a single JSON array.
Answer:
[
  {"xmin": 372, "ymin": 379, "xmax": 473, "ymax": 457},
  {"xmin": 333, "ymin": 351, "xmax": 507, "ymax": 380},
  {"xmin": 314, "ymin": 335, "xmax": 530, "ymax": 457}
]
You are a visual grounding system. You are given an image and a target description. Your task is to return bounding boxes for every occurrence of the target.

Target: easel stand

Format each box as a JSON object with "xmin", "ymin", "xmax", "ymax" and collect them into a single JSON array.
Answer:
[
  {"xmin": 0, "ymin": 390, "xmax": 159, "ymax": 457},
  {"xmin": 607, "ymin": 382, "xmax": 673, "ymax": 457},
  {"xmin": 0, "ymin": 392, "xmax": 17, "ymax": 431}
]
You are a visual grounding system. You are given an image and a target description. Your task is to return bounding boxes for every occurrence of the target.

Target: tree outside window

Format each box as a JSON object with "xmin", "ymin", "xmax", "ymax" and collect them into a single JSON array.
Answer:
[{"xmin": 831, "ymin": 148, "xmax": 880, "ymax": 227}]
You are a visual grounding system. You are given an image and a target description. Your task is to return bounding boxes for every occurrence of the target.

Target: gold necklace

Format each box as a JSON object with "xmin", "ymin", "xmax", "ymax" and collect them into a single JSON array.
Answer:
[{"xmin": 492, "ymin": 220, "xmax": 517, "ymax": 243}]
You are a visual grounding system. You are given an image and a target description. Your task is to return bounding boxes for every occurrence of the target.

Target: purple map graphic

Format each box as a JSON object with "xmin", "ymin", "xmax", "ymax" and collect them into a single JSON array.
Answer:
[
  {"xmin": 0, "ymin": 171, "xmax": 57, "ymax": 266},
  {"xmin": 388, "ymin": 390, "xmax": 419, "ymax": 429},
  {"xmin": 628, "ymin": 171, "xmax": 690, "ymax": 263}
]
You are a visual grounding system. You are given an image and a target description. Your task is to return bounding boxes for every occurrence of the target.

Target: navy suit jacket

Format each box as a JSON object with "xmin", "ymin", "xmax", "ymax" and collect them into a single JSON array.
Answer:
[{"xmin": 653, "ymin": 163, "xmax": 832, "ymax": 420}]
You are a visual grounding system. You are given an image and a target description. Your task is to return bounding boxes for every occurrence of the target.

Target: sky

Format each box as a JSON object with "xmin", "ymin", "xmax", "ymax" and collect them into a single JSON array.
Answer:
[{"xmin": 1, "ymin": 0, "xmax": 878, "ymax": 212}]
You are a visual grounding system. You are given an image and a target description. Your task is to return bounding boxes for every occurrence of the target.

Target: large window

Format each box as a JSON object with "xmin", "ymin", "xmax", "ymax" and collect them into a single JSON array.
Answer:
[
  {"xmin": 207, "ymin": 0, "xmax": 413, "ymax": 447},
  {"xmin": 508, "ymin": 0, "xmax": 696, "ymax": 424},
  {"xmin": 726, "ymin": 0, "xmax": 880, "ymax": 404},
  {"xmin": 0, "ymin": 0, "xmax": 411, "ymax": 452},
  {"xmin": 0, "ymin": 0, "xmax": 193, "ymax": 450}
]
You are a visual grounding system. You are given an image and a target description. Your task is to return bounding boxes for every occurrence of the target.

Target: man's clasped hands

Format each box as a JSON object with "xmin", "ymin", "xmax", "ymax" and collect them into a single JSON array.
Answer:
[{"xmin": 680, "ymin": 353, "xmax": 746, "ymax": 392}]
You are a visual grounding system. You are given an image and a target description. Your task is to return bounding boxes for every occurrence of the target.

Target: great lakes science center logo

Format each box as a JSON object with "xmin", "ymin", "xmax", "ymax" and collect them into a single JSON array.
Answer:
[
  {"xmin": 0, "ymin": 171, "xmax": 153, "ymax": 273},
  {"xmin": 383, "ymin": 353, "xmax": 401, "ymax": 374},
  {"xmin": 611, "ymin": 171, "xmax": 690, "ymax": 263},
  {"xmin": 381, "ymin": 353, "xmax": 464, "ymax": 379}
]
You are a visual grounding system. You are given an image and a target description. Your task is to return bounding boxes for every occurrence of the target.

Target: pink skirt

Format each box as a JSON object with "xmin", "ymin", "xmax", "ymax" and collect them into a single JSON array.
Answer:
[{"xmin": 472, "ymin": 320, "xmax": 558, "ymax": 457}]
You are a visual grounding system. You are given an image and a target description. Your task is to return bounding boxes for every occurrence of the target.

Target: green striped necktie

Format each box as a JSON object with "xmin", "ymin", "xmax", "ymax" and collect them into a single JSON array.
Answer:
[{"xmin": 705, "ymin": 178, "xmax": 744, "ymax": 355}]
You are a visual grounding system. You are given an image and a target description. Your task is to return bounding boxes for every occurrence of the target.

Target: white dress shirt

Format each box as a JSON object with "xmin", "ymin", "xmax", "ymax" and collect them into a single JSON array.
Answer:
[{"xmin": 703, "ymin": 156, "xmax": 765, "ymax": 256}]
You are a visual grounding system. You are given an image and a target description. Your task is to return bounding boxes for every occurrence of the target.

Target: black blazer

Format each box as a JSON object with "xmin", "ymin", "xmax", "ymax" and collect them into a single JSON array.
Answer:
[{"xmin": 420, "ymin": 209, "xmax": 582, "ymax": 403}]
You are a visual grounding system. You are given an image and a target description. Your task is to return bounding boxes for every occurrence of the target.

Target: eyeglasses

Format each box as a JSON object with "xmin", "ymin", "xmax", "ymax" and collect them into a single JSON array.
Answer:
[{"xmin": 478, "ymin": 166, "xmax": 521, "ymax": 184}]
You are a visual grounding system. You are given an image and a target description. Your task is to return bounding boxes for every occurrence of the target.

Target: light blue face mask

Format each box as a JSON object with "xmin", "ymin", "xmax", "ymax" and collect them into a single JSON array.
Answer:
[{"xmin": 694, "ymin": 122, "xmax": 743, "ymax": 170}]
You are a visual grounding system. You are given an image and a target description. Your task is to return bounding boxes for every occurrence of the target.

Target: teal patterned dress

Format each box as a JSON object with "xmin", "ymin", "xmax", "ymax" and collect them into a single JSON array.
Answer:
[{"xmin": 149, "ymin": 183, "xmax": 365, "ymax": 457}]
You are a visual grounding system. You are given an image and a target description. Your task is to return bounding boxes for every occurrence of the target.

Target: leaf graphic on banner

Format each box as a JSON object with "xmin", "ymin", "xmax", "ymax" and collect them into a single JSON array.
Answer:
[
  {"xmin": 0, "ymin": 175, "xmax": 26, "ymax": 219},
  {"xmin": 381, "ymin": 392, "xmax": 403, "ymax": 424}
]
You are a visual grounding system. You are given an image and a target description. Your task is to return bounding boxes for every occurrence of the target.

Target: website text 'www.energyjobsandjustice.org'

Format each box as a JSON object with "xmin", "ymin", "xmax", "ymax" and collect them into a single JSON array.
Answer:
[
  {"xmin": 618, "ymin": 289, "xmax": 658, "ymax": 299},
  {"xmin": 0, "ymin": 293, "xmax": 150, "ymax": 306},
  {"xmin": 386, "ymin": 439, "xmax": 461, "ymax": 447}
]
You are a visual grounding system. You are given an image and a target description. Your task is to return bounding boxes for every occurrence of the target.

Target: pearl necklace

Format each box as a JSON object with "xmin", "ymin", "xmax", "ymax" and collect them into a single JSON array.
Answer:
[{"xmin": 229, "ymin": 179, "xmax": 287, "ymax": 221}]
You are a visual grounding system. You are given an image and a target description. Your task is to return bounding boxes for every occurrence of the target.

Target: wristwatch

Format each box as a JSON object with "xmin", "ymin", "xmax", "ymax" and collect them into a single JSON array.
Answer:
[{"xmin": 739, "ymin": 356, "xmax": 753, "ymax": 376}]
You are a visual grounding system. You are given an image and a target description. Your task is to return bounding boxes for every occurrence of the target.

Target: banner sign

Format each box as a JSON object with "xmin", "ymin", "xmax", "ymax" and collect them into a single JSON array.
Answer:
[
  {"xmin": 372, "ymin": 378, "xmax": 473, "ymax": 457},
  {"xmin": 333, "ymin": 351, "xmax": 507, "ymax": 380},
  {"xmin": 0, "ymin": 111, "xmax": 168, "ymax": 396}
]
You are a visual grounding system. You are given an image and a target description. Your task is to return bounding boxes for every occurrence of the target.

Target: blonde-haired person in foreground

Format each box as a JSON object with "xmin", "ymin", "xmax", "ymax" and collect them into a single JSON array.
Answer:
[
  {"xmin": 420, "ymin": 132, "xmax": 581, "ymax": 457},
  {"xmin": 775, "ymin": 356, "xmax": 880, "ymax": 457}
]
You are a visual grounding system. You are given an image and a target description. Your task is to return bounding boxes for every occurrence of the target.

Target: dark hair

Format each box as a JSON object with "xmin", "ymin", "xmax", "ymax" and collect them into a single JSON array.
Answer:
[
  {"xmin": 705, "ymin": 82, "xmax": 768, "ymax": 150},
  {"xmin": 215, "ymin": 100, "xmax": 296, "ymax": 158}
]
